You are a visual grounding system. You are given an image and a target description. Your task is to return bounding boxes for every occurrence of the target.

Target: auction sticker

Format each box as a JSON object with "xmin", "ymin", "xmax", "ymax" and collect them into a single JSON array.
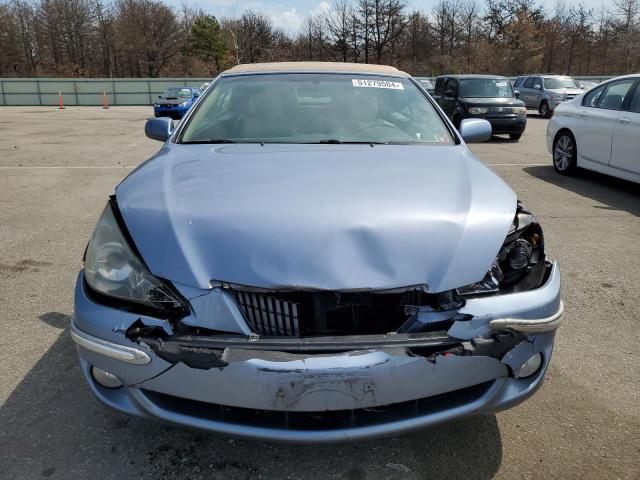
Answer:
[{"xmin": 352, "ymin": 79, "xmax": 404, "ymax": 90}]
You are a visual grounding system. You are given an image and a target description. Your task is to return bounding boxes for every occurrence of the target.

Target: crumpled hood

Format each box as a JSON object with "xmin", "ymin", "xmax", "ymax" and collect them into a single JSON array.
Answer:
[{"xmin": 116, "ymin": 144, "xmax": 516, "ymax": 293}]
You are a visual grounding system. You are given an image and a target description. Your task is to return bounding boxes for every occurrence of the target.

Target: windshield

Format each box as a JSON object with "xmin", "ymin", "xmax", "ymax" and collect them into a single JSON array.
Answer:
[
  {"xmin": 543, "ymin": 77, "xmax": 579, "ymax": 89},
  {"xmin": 459, "ymin": 78, "xmax": 513, "ymax": 98},
  {"xmin": 179, "ymin": 74, "xmax": 454, "ymax": 145},
  {"xmin": 163, "ymin": 88, "xmax": 192, "ymax": 99}
]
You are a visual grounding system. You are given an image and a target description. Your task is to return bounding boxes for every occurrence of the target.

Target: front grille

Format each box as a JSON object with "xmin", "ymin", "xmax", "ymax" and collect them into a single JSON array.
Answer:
[
  {"xmin": 231, "ymin": 290, "xmax": 300, "ymax": 336},
  {"xmin": 228, "ymin": 287, "xmax": 454, "ymax": 337}
]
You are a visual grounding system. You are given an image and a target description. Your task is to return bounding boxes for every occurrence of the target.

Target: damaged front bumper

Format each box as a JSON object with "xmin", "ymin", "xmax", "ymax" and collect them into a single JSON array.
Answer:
[{"xmin": 72, "ymin": 262, "xmax": 562, "ymax": 442}]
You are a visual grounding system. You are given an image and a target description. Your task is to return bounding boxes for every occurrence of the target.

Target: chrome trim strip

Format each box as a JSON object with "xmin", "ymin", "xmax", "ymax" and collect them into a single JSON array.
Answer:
[
  {"xmin": 490, "ymin": 301, "xmax": 564, "ymax": 333},
  {"xmin": 70, "ymin": 321, "xmax": 151, "ymax": 365}
]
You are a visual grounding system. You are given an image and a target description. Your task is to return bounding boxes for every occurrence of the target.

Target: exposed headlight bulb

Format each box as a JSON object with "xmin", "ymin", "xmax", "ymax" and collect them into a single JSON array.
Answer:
[{"xmin": 508, "ymin": 239, "xmax": 533, "ymax": 270}]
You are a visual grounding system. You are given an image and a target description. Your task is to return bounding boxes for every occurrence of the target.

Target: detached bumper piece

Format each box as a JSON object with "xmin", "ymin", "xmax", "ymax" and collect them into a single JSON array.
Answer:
[
  {"xmin": 490, "ymin": 301, "xmax": 564, "ymax": 333},
  {"xmin": 71, "ymin": 322, "xmax": 150, "ymax": 365}
]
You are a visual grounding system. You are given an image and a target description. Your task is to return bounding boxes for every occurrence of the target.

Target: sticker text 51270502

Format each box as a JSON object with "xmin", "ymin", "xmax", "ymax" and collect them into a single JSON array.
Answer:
[{"xmin": 352, "ymin": 79, "xmax": 404, "ymax": 90}]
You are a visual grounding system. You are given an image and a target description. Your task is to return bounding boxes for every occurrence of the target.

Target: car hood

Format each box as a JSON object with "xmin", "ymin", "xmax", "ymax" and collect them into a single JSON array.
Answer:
[
  {"xmin": 461, "ymin": 97, "xmax": 525, "ymax": 107},
  {"xmin": 116, "ymin": 144, "xmax": 517, "ymax": 293}
]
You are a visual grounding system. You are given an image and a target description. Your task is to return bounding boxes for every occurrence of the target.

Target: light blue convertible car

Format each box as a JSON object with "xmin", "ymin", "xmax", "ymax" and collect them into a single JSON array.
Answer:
[{"xmin": 72, "ymin": 62, "xmax": 563, "ymax": 442}]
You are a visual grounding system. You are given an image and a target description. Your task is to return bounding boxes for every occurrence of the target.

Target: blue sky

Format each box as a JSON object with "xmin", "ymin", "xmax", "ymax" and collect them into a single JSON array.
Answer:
[{"xmin": 175, "ymin": 0, "xmax": 607, "ymax": 34}]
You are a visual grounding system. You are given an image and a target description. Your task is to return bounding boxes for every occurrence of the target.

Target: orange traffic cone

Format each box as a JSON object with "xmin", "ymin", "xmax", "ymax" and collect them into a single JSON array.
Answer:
[
  {"xmin": 58, "ymin": 90, "xmax": 65, "ymax": 110},
  {"xmin": 102, "ymin": 91, "xmax": 109, "ymax": 109}
]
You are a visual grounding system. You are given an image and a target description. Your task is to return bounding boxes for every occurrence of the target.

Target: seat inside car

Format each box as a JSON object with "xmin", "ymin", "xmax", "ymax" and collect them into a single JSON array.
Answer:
[
  {"xmin": 601, "ymin": 94, "xmax": 623, "ymax": 110},
  {"xmin": 241, "ymin": 85, "xmax": 296, "ymax": 139}
]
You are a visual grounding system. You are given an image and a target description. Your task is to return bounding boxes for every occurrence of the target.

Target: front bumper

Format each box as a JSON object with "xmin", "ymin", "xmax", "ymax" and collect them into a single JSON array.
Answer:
[
  {"xmin": 154, "ymin": 105, "xmax": 189, "ymax": 119},
  {"xmin": 484, "ymin": 115, "xmax": 527, "ymax": 135},
  {"xmin": 72, "ymin": 262, "xmax": 562, "ymax": 442}
]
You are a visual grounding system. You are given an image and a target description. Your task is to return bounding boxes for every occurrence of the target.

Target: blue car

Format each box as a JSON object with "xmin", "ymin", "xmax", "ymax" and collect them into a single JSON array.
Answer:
[
  {"xmin": 72, "ymin": 62, "xmax": 563, "ymax": 442},
  {"xmin": 153, "ymin": 86, "xmax": 200, "ymax": 119}
]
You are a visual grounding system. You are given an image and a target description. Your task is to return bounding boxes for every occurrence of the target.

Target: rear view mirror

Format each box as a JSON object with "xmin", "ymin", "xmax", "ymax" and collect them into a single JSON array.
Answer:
[
  {"xmin": 459, "ymin": 118, "xmax": 492, "ymax": 143},
  {"xmin": 145, "ymin": 117, "xmax": 174, "ymax": 142}
]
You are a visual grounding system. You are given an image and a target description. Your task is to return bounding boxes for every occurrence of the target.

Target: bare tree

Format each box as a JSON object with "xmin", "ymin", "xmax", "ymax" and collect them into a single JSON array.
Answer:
[{"xmin": 327, "ymin": 0, "xmax": 352, "ymax": 61}]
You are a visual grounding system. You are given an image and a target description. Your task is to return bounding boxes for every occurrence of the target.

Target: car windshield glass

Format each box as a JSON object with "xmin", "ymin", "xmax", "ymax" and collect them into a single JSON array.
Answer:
[
  {"xmin": 179, "ymin": 74, "xmax": 454, "ymax": 145},
  {"xmin": 163, "ymin": 88, "xmax": 192, "ymax": 98},
  {"xmin": 543, "ymin": 77, "xmax": 579, "ymax": 89},
  {"xmin": 459, "ymin": 78, "xmax": 513, "ymax": 98}
]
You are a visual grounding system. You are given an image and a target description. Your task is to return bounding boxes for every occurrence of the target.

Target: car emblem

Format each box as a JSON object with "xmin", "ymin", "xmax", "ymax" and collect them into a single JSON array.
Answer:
[{"xmin": 497, "ymin": 107, "xmax": 504, "ymax": 112}]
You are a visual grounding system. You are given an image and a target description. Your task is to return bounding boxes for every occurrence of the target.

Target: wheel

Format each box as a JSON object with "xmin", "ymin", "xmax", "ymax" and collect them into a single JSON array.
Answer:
[
  {"xmin": 509, "ymin": 133, "xmax": 522, "ymax": 141},
  {"xmin": 539, "ymin": 101, "xmax": 551, "ymax": 118},
  {"xmin": 553, "ymin": 132, "xmax": 577, "ymax": 174}
]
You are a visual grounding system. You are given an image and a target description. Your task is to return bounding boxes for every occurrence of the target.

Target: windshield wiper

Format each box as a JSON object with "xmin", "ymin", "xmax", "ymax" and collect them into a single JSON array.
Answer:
[
  {"xmin": 181, "ymin": 139, "xmax": 236, "ymax": 144},
  {"xmin": 313, "ymin": 139, "xmax": 388, "ymax": 145}
]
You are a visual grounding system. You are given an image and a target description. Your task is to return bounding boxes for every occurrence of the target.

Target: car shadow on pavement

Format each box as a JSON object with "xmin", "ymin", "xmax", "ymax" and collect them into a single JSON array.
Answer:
[
  {"xmin": 0, "ymin": 318, "xmax": 503, "ymax": 480},
  {"xmin": 524, "ymin": 165, "xmax": 640, "ymax": 217}
]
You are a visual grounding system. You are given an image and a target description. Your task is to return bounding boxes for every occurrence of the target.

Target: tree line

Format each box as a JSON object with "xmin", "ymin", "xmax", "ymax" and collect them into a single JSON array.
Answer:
[{"xmin": 0, "ymin": 0, "xmax": 639, "ymax": 78}]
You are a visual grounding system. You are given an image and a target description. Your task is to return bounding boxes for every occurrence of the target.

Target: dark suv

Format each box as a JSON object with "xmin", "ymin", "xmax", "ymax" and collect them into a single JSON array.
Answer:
[{"xmin": 434, "ymin": 75, "xmax": 527, "ymax": 140}]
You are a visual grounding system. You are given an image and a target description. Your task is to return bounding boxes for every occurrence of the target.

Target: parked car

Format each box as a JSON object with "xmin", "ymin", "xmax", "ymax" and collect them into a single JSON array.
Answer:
[
  {"xmin": 72, "ymin": 62, "xmax": 562, "ymax": 442},
  {"xmin": 514, "ymin": 75, "xmax": 584, "ymax": 118},
  {"xmin": 433, "ymin": 74, "xmax": 527, "ymax": 140},
  {"xmin": 547, "ymin": 74, "xmax": 640, "ymax": 183},
  {"xmin": 414, "ymin": 77, "xmax": 435, "ymax": 94},
  {"xmin": 579, "ymin": 80, "xmax": 600, "ymax": 90},
  {"xmin": 153, "ymin": 86, "xmax": 200, "ymax": 119}
]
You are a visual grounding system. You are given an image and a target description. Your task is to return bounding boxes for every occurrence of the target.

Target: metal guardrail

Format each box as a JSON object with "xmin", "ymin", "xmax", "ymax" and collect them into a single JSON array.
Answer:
[
  {"xmin": 0, "ymin": 76, "xmax": 615, "ymax": 106},
  {"xmin": 0, "ymin": 78, "xmax": 212, "ymax": 106}
]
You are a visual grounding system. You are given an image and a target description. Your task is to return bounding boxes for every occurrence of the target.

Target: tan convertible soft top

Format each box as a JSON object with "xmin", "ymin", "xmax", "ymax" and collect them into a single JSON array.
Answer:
[{"xmin": 223, "ymin": 61, "xmax": 410, "ymax": 77}]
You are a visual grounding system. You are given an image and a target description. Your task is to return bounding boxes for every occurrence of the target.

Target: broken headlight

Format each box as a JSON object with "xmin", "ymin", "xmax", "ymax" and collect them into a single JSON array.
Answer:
[
  {"xmin": 458, "ymin": 202, "xmax": 546, "ymax": 295},
  {"xmin": 84, "ymin": 201, "xmax": 185, "ymax": 312}
]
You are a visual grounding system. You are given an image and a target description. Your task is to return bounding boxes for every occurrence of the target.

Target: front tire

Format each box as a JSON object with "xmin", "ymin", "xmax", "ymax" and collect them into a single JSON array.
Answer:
[
  {"xmin": 553, "ymin": 132, "xmax": 577, "ymax": 175},
  {"xmin": 539, "ymin": 101, "xmax": 551, "ymax": 118},
  {"xmin": 509, "ymin": 133, "xmax": 522, "ymax": 141}
]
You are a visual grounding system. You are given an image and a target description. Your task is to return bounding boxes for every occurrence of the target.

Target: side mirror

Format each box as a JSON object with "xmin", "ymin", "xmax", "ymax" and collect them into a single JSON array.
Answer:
[
  {"xmin": 514, "ymin": 89, "xmax": 520, "ymax": 98},
  {"xmin": 145, "ymin": 117, "xmax": 174, "ymax": 142},
  {"xmin": 157, "ymin": 95, "xmax": 162, "ymax": 98},
  {"xmin": 533, "ymin": 84, "xmax": 541, "ymax": 90},
  {"xmin": 459, "ymin": 118, "xmax": 492, "ymax": 143},
  {"xmin": 579, "ymin": 83, "xmax": 585, "ymax": 89}
]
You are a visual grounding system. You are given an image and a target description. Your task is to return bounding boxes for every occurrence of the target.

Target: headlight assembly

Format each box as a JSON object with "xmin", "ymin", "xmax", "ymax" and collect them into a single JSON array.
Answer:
[
  {"xmin": 458, "ymin": 202, "xmax": 547, "ymax": 296},
  {"xmin": 84, "ymin": 200, "xmax": 186, "ymax": 314},
  {"xmin": 468, "ymin": 107, "xmax": 488, "ymax": 115},
  {"xmin": 512, "ymin": 106, "xmax": 527, "ymax": 114}
]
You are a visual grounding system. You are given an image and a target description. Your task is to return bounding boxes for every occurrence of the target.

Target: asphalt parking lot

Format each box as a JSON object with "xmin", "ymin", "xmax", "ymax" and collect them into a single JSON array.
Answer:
[{"xmin": 1, "ymin": 107, "xmax": 638, "ymax": 479}]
